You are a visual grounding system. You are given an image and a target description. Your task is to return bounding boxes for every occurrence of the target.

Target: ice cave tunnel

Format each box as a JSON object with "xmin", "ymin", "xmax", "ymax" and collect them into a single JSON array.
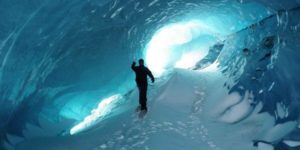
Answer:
[{"xmin": 1, "ymin": 0, "xmax": 300, "ymax": 149}]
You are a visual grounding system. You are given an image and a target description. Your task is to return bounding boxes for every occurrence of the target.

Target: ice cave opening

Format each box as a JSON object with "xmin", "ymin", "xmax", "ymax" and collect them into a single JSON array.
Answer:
[{"xmin": 0, "ymin": 0, "xmax": 300, "ymax": 150}]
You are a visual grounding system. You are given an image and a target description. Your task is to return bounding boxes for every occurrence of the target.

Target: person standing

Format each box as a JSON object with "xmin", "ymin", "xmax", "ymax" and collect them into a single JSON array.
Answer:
[{"xmin": 131, "ymin": 59, "xmax": 155, "ymax": 112}]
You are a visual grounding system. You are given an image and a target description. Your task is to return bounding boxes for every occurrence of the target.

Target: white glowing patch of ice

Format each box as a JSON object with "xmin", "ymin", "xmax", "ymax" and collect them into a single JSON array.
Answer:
[
  {"xmin": 283, "ymin": 140, "xmax": 300, "ymax": 147},
  {"xmin": 175, "ymin": 51, "xmax": 204, "ymax": 69},
  {"xmin": 211, "ymin": 91, "xmax": 255, "ymax": 123},
  {"xmin": 257, "ymin": 142, "xmax": 274, "ymax": 150},
  {"xmin": 146, "ymin": 20, "xmax": 216, "ymax": 76},
  {"xmin": 211, "ymin": 91, "xmax": 242, "ymax": 117},
  {"xmin": 199, "ymin": 61, "xmax": 220, "ymax": 72},
  {"xmin": 70, "ymin": 94, "xmax": 122, "ymax": 135}
]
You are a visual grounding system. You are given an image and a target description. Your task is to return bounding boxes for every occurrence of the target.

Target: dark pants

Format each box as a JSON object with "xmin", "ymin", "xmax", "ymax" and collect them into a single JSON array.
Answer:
[{"xmin": 137, "ymin": 82, "xmax": 148, "ymax": 110}]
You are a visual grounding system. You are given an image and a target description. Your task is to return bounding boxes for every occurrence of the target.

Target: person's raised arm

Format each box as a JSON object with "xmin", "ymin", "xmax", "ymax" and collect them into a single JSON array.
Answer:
[
  {"xmin": 131, "ymin": 61, "xmax": 137, "ymax": 71},
  {"xmin": 146, "ymin": 68, "xmax": 155, "ymax": 83}
]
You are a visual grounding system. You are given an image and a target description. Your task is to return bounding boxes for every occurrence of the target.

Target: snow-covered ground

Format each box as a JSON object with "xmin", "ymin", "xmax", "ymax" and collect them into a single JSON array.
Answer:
[{"xmin": 13, "ymin": 69, "xmax": 297, "ymax": 150}]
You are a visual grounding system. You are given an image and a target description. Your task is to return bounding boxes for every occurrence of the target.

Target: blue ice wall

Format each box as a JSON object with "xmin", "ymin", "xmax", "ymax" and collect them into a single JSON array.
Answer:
[
  {"xmin": 0, "ymin": 0, "xmax": 300, "ymax": 149},
  {"xmin": 219, "ymin": 7, "xmax": 300, "ymax": 123}
]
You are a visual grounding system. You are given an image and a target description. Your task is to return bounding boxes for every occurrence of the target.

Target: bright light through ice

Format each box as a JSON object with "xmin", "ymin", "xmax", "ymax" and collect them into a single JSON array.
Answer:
[
  {"xmin": 146, "ymin": 20, "xmax": 216, "ymax": 76},
  {"xmin": 175, "ymin": 51, "xmax": 204, "ymax": 69},
  {"xmin": 70, "ymin": 94, "xmax": 122, "ymax": 135},
  {"xmin": 199, "ymin": 61, "xmax": 220, "ymax": 72}
]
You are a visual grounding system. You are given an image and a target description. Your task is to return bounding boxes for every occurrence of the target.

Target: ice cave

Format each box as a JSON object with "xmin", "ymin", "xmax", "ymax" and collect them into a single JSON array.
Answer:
[{"xmin": 1, "ymin": 0, "xmax": 300, "ymax": 149}]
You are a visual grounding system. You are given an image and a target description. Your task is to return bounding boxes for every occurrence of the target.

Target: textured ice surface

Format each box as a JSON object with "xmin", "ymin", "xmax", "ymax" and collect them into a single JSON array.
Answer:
[
  {"xmin": 11, "ymin": 70, "xmax": 273, "ymax": 150},
  {"xmin": 1, "ymin": 0, "xmax": 300, "ymax": 149}
]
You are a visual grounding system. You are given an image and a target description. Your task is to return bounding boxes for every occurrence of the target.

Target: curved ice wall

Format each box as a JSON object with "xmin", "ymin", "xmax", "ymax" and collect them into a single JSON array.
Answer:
[{"xmin": 0, "ymin": 0, "xmax": 300, "ymax": 148}]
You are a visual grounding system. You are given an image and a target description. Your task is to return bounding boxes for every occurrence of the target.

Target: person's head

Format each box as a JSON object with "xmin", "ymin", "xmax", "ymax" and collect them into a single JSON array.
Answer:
[{"xmin": 138, "ymin": 59, "xmax": 144, "ymax": 66}]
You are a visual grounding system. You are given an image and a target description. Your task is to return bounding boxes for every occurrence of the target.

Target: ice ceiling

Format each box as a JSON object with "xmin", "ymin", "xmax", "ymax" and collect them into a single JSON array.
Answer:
[{"xmin": 0, "ymin": 0, "xmax": 300, "ymax": 149}]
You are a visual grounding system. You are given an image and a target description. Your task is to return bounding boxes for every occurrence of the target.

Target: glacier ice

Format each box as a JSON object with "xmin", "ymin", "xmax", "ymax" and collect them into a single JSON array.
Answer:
[{"xmin": 0, "ymin": 0, "xmax": 300, "ymax": 150}]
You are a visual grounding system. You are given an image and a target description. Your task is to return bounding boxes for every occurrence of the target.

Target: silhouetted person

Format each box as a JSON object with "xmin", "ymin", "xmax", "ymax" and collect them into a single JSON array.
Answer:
[{"xmin": 131, "ymin": 59, "xmax": 154, "ymax": 111}]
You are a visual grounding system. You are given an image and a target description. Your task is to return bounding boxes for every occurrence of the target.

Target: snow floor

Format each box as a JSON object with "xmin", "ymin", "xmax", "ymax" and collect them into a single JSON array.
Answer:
[{"xmin": 11, "ymin": 69, "xmax": 297, "ymax": 150}]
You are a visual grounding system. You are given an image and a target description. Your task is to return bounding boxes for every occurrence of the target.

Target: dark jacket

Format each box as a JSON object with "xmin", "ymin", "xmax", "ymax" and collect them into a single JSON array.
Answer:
[{"xmin": 131, "ymin": 63, "xmax": 154, "ymax": 85}]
